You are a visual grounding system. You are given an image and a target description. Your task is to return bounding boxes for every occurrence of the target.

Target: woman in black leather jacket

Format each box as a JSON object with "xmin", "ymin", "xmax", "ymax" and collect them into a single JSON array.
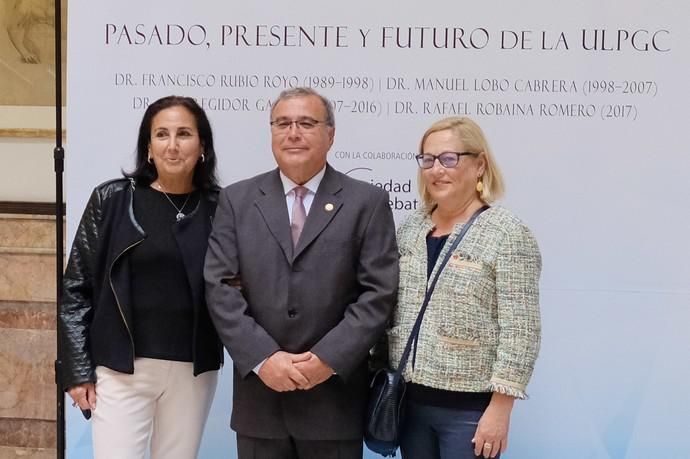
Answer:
[{"xmin": 60, "ymin": 95, "xmax": 223, "ymax": 459}]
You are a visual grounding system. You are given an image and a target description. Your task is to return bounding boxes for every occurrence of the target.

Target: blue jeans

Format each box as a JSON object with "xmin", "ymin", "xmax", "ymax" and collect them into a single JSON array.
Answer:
[{"xmin": 400, "ymin": 400, "xmax": 498, "ymax": 459}]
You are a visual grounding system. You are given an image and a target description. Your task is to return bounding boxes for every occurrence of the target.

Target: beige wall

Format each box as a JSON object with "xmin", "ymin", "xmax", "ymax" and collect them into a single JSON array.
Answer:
[
  {"xmin": 0, "ymin": 138, "xmax": 57, "ymax": 202},
  {"xmin": 0, "ymin": 105, "xmax": 66, "ymax": 201}
]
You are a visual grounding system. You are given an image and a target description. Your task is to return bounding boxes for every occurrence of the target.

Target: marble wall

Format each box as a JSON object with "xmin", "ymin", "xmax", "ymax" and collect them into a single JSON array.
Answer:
[{"xmin": 0, "ymin": 215, "xmax": 57, "ymax": 458}]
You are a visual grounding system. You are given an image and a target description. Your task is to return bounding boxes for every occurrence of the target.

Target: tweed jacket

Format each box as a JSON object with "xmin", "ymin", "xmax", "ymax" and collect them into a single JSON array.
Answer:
[{"xmin": 388, "ymin": 206, "xmax": 541, "ymax": 399}]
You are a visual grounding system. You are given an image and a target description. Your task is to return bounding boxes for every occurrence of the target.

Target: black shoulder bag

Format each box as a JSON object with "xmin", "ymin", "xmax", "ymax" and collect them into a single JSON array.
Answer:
[{"xmin": 364, "ymin": 205, "xmax": 489, "ymax": 457}]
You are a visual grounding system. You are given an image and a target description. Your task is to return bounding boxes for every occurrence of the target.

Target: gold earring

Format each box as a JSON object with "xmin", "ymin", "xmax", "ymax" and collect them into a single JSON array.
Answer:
[{"xmin": 476, "ymin": 177, "xmax": 484, "ymax": 194}]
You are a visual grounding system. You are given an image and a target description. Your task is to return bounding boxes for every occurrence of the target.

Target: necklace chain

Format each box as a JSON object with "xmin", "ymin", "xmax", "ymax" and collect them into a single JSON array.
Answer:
[{"xmin": 154, "ymin": 182, "xmax": 192, "ymax": 221}]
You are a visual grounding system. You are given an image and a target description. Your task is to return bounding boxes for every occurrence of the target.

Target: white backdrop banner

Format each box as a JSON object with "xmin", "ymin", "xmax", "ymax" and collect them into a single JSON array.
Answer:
[{"xmin": 66, "ymin": 1, "xmax": 690, "ymax": 458}]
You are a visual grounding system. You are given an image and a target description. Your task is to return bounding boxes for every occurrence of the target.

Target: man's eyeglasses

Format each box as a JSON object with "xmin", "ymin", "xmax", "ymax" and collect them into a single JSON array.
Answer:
[
  {"xmin": 415, "ymin": 151, "xmax": 478, "ymax": 169},
  {"xmin": 270, "ymin": 118, "xmax": 327, "ymax": 132}
]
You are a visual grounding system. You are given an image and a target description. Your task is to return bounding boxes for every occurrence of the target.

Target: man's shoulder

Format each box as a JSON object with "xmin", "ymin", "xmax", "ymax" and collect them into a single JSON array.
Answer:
[{"xmin": 221, "ymin": 170, "xmax": 277, "ymax": 194}]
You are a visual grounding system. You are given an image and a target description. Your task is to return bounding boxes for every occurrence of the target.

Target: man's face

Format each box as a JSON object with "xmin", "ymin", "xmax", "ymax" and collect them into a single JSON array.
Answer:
[{"xmin": 270, "ymin": 95, "xmax": 334, "ymax": 184}]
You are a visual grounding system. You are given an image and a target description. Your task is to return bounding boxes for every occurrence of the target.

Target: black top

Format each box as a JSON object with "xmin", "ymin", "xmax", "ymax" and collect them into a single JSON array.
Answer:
[
  {"xmin": 407, "ymin": 382, "xmax": 491, "ymax": 411},
  {"xmin": 426, "ymin": 233, "xmax": 449, "ymax": 278},
  {"xmin": 410, "ymin": 232, "xmax": 492, "ymax": 411},
  {"xmin": 130, "ymin": 186, "xmax": 201, "ymax": 362}
]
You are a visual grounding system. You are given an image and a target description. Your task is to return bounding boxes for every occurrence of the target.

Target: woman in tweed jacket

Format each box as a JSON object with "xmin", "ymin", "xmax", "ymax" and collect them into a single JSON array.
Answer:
[{"xmin": 388, "ymin": 117, "xmax": 541, "ymax": 459}]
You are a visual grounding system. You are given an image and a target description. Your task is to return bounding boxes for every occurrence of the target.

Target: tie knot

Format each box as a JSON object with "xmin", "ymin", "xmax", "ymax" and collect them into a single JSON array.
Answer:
[{"xmin": 293, "ymin": 186, "xmax": 308, "ymax": 199}]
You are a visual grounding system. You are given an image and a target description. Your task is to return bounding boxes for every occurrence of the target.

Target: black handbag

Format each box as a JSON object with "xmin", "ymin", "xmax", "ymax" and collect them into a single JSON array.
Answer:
[{"xmin": 364, "ymin": 205, "xmax": 488, "ymax": 457}]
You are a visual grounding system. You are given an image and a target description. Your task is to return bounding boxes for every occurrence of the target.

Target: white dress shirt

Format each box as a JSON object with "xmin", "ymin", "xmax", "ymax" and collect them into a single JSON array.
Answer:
[{"xmin": 280, "ymin": 166, "xmax": 326, "ymax": 222}]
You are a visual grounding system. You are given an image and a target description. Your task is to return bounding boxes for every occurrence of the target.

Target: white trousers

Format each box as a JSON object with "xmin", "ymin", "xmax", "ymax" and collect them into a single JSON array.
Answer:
[{"xmin": 92, "ymin": 358, "xmax": 218, "ymax": 459}]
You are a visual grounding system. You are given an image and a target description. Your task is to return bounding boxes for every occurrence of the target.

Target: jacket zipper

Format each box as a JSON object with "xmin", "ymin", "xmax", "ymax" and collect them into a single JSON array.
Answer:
[{"xmin": 108, "ymin": 238, "xmax": 144, "ymax": 358}]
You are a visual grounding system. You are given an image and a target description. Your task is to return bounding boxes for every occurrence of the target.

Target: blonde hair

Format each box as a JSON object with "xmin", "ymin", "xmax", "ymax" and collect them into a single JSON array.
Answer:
[{"xmin": 417, "ymin": 117, "xmax": 505, "ymax": 212}]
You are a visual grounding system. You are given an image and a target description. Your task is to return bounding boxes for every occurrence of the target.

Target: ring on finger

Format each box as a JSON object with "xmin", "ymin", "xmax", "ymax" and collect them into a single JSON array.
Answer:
[{"xmin": 483, "ymin": 443, "xmax": 493, "ymax": 449}]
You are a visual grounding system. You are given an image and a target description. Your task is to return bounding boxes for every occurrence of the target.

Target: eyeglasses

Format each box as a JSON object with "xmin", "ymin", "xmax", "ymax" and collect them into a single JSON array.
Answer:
[
  {"xmin": 415, "ymin": 151, "xmax": 478, "ymax": 169},
  {"xmin": 270, "ymin": 117, "xmax": 327, "ymax": 132}
]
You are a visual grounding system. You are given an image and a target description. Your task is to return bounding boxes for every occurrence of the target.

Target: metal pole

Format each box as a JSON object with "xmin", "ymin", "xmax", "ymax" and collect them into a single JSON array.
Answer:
[{"xmin": 53, "ymin": 0, "xmax": 66, "ymax": 457}]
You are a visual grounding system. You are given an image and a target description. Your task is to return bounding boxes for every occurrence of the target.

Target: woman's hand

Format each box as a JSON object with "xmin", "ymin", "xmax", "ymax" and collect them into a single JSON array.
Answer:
[
  {"xmin": 472, "ymin": 392, "xmax": 514, "ymax": 458},
  {"xmin": 67, "ymin": 382, "xmax": 97, "ymax": 411}
]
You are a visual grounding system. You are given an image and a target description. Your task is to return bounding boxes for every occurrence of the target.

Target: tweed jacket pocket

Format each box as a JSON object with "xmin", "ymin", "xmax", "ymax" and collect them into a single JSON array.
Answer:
[
  {"xmin": 443, "ymin": 255, "xmax": 494, "ymax": 302},
  {"xmin": 436, "ymin": 336, "xmax": 480, "ymax": 347},
  {"xmin": 434, "ymin": 256, "xmax": 497, "ymax": 342},
  {"xmin": 433, "ymin": 337, "xmax": 492, "ymax": 384},
  {"xmin": 447, "ymin": 257, "xmax": 482, "ymax": 271}
]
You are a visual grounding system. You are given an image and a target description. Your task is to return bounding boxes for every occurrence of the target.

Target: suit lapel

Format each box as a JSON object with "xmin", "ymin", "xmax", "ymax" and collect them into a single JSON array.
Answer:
[
  {"xmin": 294, "ymin": 166, "xmax": 343, "ymax": 259},
  {"xmin": 255, "ymin": 170, "xmax": 294, "ymax": 263}
]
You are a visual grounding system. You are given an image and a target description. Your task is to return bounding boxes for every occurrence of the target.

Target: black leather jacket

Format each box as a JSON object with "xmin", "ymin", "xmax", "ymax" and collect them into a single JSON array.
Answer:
[{"xmin": 59, "ymin": 178, "xmax": 223, "ymax": 389}]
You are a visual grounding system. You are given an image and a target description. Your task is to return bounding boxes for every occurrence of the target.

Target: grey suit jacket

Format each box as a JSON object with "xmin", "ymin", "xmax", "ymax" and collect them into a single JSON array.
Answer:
[{"xmin": 204, "ymin": 164, "xmax": 399, "ymax": 440}]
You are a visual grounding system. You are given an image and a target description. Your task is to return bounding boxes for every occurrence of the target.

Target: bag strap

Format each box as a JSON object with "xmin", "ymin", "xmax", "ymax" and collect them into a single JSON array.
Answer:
[{"xmin": 393, "ymin": 205, "xmax": 489, "ymax": 381}]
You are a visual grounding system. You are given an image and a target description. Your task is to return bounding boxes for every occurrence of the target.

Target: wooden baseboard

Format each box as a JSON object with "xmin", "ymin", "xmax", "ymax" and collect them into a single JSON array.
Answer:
[
  {"xmin": 0, "ymin": 128, "xmax": 66, "ymax": 139},
  {"xmin": 0, "ymin": 202, "xmax": 64, "ymax": 215}
]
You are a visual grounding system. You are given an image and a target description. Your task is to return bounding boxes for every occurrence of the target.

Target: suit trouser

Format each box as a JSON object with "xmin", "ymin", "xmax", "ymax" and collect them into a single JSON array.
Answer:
[
  {"xmin": 237, "ymin": 434, "xmax": 363, "ymax": 459},
  {"xmin": 91, "ymin": 358, "xmax": 217, "ymax": 459}
]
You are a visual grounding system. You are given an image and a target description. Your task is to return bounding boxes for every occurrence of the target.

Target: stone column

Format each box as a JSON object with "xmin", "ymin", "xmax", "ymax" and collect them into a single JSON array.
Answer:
[{"xmin": 0, "ymin": 214, "xmax": 58, "ymax": 459}]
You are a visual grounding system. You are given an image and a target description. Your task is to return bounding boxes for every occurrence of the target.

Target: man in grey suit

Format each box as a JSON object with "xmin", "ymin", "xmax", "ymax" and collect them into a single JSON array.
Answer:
[{"xmin": 204, "ymin": 87, "xmax": 399, "ymax": 459}]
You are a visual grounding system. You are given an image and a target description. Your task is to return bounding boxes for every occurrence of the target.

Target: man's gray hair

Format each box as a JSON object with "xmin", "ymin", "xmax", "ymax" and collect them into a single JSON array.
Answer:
[{"xmin": 270, "ymin": 87, "xmax": 335, "ymax": 127}]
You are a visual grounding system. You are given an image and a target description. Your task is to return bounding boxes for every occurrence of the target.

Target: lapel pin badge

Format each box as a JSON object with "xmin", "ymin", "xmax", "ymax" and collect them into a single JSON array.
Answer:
[{"xmin": 324, "ymin": 203, "xmax": 334, "ymax": 212}]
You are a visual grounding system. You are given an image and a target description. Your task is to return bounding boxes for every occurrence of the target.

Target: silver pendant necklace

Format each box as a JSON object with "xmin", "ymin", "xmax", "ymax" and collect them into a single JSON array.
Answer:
[{"xmin": 154, "ymin": 182, "xmax": 192, "ymax": 221}]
